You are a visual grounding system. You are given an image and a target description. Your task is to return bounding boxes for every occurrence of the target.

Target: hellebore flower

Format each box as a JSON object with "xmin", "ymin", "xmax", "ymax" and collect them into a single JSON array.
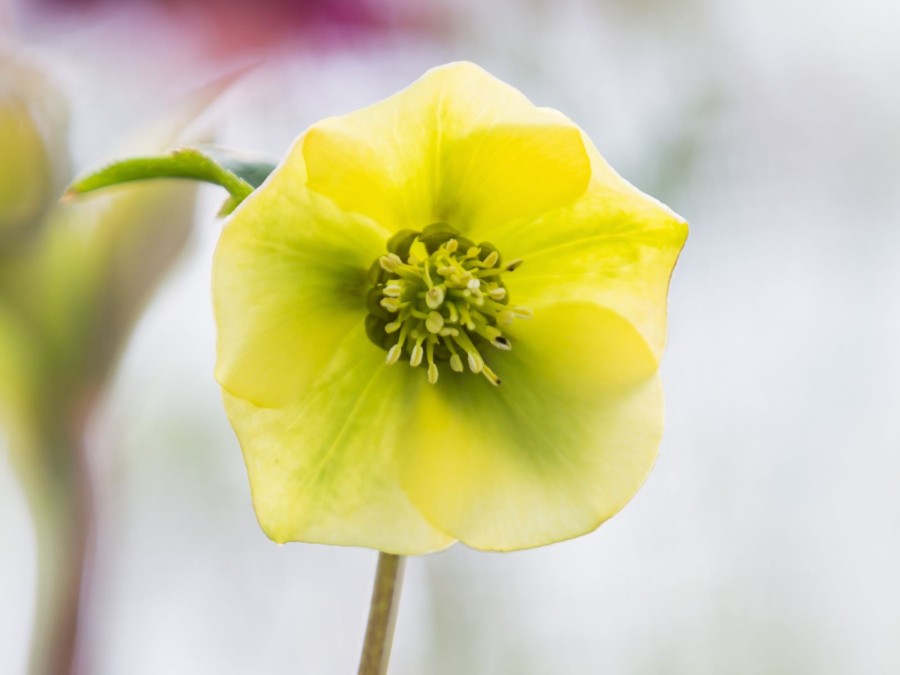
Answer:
[{"xmin": 213, "ymin": 62, "xmax": 687, "ymax": 553}]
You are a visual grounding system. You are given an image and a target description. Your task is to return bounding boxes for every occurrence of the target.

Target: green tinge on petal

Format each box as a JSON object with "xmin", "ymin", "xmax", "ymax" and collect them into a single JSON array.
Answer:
[
  {"xmin": 302, "ymin": 61, "xmax": 590, "ymax": 234},
  {"xmin": 400, "ymin": 302, "xmax": 662, "ymax": 551},
  {"xmin": 497, "ymin": 137, "xmax": 688, "ymax": 359},
  {"xmin": 224, "ymin": 329, "xmax": 455, "ymax": 555},
  {"xmin": 213, "ymin": 148, "xmax": 390, "ymax": 408}
]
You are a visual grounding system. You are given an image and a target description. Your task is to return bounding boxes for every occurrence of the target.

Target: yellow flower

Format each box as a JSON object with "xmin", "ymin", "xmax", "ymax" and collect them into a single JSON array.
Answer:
[{"xmin": 213, "ymin": 62, "xmax": 687, "ymax": 554}]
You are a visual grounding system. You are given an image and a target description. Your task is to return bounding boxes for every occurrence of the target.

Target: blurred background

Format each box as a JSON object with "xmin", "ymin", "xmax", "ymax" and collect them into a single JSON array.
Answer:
[{"xmin": 2, "ymin": 0, "xmax": 899, "ymax": 673}]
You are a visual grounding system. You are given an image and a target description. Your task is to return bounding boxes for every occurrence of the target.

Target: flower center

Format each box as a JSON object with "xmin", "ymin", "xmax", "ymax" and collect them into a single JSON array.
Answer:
[{"xmin": 365, "ymin": 223, "xmax": 531, "ymax": 385}]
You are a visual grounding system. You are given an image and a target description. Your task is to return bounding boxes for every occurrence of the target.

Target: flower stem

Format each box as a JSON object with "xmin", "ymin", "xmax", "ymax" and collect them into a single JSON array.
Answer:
[
  {"xmin": 357, "ymin": 553, "xmax": 405, "ymax": 675},
  {"xmin": 24, "ymin": 419, "xmax": 94, "ymax": 675}
]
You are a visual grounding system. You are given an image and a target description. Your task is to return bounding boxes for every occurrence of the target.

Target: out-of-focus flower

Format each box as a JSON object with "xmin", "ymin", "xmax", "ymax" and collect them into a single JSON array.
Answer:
[
  {"xmin": 0, "ymin": 52, "xmax": 68, "ymax": 248},
  {"xmin": 28, "ymin": 0, "xmax": 442, "ymax": 57},
  {"xmin": 0, "ymin": 46, "xmax": 221, "ymax": 675},
  {"xmin": 213, "ymin": 62, "xmax": 687, "ymax": 554}
]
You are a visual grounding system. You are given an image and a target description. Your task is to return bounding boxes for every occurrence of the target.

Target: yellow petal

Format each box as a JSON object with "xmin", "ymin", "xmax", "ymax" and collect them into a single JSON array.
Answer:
[
  {"xmin": 400, "ymin": 302, "xmax": 663, "ymax": 551},
  {"xmin": 224, "ymin": 328, "xmax": 455, "ymax": 554},
  {"xmin": 213, "ymin": 150, "xmax": 387, "ymax": 407},
  {"xmin": 302, "ymin": 61, "xmax": 591, "ymax": 234},
  {"xmin": 493, "ymin": 137, "xmax": 688, "ymax": 359}
]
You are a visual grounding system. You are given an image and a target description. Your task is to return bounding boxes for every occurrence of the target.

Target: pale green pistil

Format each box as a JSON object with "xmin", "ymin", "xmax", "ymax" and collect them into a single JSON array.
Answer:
[{"xmin": 365, "ymin": 223, "xmax": 531, "ymax": 385}]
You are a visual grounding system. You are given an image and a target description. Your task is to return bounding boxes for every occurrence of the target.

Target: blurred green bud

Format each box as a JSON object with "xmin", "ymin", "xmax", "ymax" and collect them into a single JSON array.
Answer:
[
  {"xmin": 0, "ymin": 298, "xmax": 39, "ymax": 458},
  {"xmin": 0, "ymin": 68, "xmax": 238, "ymax": 420},
  {"xmin": 0, "ymin": 53, "xmax": 68, "ymax": 248}
]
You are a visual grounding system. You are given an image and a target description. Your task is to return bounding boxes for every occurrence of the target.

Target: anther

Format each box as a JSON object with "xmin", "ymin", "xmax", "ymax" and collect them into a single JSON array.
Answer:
[
  {"xmin": 488, "ymin": 287, "xmax": 507, "ymax": 301},
  {"xmin": 482, "ymin": 325, "xmax": 502, "ymax": 341},
  {"xmin": 383, "ymin": 282, "xmax": 403, "ymax": 297},
  {"xmin": 481, "ymin": 364, "xmax": 501, "ymax": 386},
  {"xmin": 425, "ymin": 311, "xmax": 444, "ymax": 334},
  {"xmin": 426, "ymin": 342, "xmax": 439, "ymax": 384},
  {"xmin": 425, "ymin": 286, "xmax": 445, "ymax": 309},
  {"xmin": 386, "ymin": 344, "xmax": 402, "ymax": 365},
  {"xmin": 512, "ymin": 306, "xmax": 533, "ymax": 320},
  {"xmin": 380, "ymin": 297, "xmax": 401, "ymax": 312},
  {"xmin": 505, "ymin": 259, "xmax": 524, "ymax": 272},
  {"xmin": 410, "ymin": 340, "xmax": 425, "ymax": 367},
  {"xmin": 491, "ymin": 336, "xmax": 512, "ymax": 351},
  {"xmin": 482, "ymin": 250, "xmax": 499, "ymax": 267},
  {"xmin": 380, "ymin": 253, "xmax": 403, "ymax": 272}
]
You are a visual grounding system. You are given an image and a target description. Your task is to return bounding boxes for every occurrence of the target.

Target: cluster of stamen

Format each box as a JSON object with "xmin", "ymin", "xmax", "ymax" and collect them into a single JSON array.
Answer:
[{"xmin": 365, "ymin": 223, "xmax": 531, "ymax": 385}]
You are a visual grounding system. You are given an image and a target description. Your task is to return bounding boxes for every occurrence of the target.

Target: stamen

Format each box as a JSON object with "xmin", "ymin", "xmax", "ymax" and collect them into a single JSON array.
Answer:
[
  {"xmin": 444, "ymin": 338, "xmax": 465, "ymax": 373},
  {"xmin": 481, "ymin": 364, "xmax": 501, "ymax": 386},
  {"xmin": 426, "ymin": 342, "xmax": 439, "ymax": 384},
  {"xmin": 452, "ymin": 331, "xmax": 484, "ymax": 374},
  {"xmin": 505, "ymin": 259, "xmax": 524, "ymax": 272},
  {"xmin": 410, "ymin": 338, "xmax": 425, "ymax": 367},
  {"xmin": 458, "ymin": 303, "xmax": 475, "ymax": 330},
  {"xmin": 365, "ymin": 225, "xmax": 531, "ymax": 384}
]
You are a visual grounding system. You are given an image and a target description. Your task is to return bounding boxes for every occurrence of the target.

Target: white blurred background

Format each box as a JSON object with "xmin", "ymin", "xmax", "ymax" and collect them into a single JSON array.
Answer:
[{"xmin": 2, "ymin": 0, "xmax": 899, "ymax": 673}]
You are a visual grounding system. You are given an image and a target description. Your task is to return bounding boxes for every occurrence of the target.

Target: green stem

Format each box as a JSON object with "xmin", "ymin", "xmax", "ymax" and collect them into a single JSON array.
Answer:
[
  {"xmin": 357, "ymin": 553, "xmax": 406, "ymax": 675},
  {"xmin": 22, "ymin": 420, "xmax": 93, "ymax": 675},
  {"xmin": 63, "ymin": 148, "xmax": 256, "ymax": 214}
]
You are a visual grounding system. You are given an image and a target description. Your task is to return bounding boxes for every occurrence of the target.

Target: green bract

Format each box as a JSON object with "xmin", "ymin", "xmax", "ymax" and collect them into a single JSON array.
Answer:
[{"xmin": 213, "ymin": 62, "xmax": 687, "ymax": 553}]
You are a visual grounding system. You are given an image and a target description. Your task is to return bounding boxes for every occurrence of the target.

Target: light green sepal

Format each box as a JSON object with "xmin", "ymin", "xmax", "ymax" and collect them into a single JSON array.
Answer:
[{"xmin": 64, "ymin": 147, "xmax": 273, "ymax": 215}]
